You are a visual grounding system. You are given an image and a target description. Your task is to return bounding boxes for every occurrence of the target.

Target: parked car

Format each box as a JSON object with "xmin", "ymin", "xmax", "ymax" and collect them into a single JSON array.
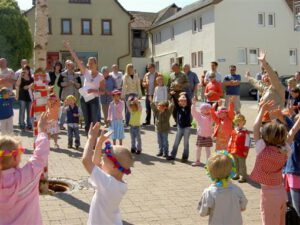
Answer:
[{"xmin": 248, "ymin": 75, "xmax": 294, "ymax": 100}]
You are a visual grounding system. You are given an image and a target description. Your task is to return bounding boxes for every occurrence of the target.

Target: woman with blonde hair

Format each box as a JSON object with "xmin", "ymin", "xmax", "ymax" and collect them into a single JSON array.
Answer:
[{"xmin": 121, "ymin": 63, "xmax": 142, "ymax": 126}]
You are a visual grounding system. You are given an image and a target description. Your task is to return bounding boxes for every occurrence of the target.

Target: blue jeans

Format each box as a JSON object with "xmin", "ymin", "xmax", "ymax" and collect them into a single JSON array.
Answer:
[
  {"xmin": 130, "ymin": 126, "xmax": 142, "ymax": 150},
  {"xmin": 81, "ymin": 97, "xmax": 100, "ymax": 133},
  {"xmin": 125, "ymin": 93, "xmax": 137, "ymax": 126},
  {"xmin": 19, "ymin": 100, "xmax": 32, "ymax": 128},
  {"xmin": 68, "ymin": 125, "xmax": 80, "ymax": 147},
  {"xmin": 171, "ymin": 127, "xmax": 191, "ymax": 159},
  {"xmin": 157, "ymin": 132, "xmax": 169, "ymax": 155},
  {"xmin": 289, "ymin": 188, "xmax": 300, "ymax": 217}
]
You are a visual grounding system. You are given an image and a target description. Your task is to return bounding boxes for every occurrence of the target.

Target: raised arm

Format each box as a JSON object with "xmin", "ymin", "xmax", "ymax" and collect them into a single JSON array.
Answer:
[
  {"xmin": 227, "ymin": 97, "xmax": 235, "ymax": 120},
  {"xmin": 92, "ymin": 129, "xmax": 113, "ymax": 167},
  {"xmin": 63, "ymin": 41, "xmax": 87, "ymax": 74},
  {"xmin": 253, "ymin": 101, "xmax": 273, "ymax": 142},
  {"xmin": 287, "ymin": 115, "xmax": 300, "ymax": 145},
  {"xmin": 82, "ymin": 123, "xmax": 100, "ymax": 174},
  {"xmin": 210, "ymin": 105, "xmax": 219, "ymax": 123}
]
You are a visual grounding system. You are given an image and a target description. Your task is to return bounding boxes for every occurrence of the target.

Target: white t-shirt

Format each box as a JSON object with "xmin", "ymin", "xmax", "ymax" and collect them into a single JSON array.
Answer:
[
  {"xmin": 153, "ymin": 86, "xmax": 168, "ymax": 103},
  {"xmin": 0, "ymin": 68, "xmax": 14, "ymax": 89},
  {"xmin": 88, "ymin": 166, "xmax": 127, "ymax": 225},
  {"xmin": 110, "ymin": 71, "xmax": 123, "ymax": 90},
  {"xmin": 204, "ymin": 71, "xmax": 222, "ymax": 82},
  {"xmin": 83, "ymin": 70, "xmax": 104, "ymax": 99}
]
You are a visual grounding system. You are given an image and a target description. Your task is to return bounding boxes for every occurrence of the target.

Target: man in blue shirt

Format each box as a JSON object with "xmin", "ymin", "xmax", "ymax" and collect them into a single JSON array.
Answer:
[
  {"xmin": 183, "ymin": 64, "xmax": 199, "ymax": 100},
  {"xmin": 223, "ymin": 65, "xmax": 241, "ymax": 113}
]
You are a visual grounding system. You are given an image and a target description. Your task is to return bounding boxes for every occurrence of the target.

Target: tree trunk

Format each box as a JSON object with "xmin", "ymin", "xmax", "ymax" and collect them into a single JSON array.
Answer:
[{"xmin": 33, "ymin": 0, "xmax": 49, "ymax": 195}]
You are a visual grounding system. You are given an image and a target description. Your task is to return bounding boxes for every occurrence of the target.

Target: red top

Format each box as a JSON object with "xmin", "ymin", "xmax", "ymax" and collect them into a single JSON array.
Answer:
[
  {"xmin": 204, "ymin": 80, "xmax": 223, "ymax": 102},
  {"xmin": 228, "ymin": 128, "xmax": 251, "ymax": 158},
  {"xmin": 250, "ymin": 145, "xmax": 287, "ymax": 186}
]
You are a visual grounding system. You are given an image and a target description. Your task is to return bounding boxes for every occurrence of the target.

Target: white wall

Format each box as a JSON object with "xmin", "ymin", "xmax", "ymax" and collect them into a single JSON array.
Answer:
[
  {"xmin": 132, "ymin": 57, "xmax": 151, "ymax": 79},
  {"xmin": 151, "ymin": 6, "xmax": 216, "ymax": 74},
  {"xmin": 214, "ymin": 0, "xmax": 300, "ymax": 80}
]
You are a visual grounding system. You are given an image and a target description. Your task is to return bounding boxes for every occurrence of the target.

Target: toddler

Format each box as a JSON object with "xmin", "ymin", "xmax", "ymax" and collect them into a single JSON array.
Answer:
[
  {"xmin": 250, "ymin": 101, "xmax": 300, "ymax": 225},
  {"xmin": 0, "ymin": 87, "xmax": 14, "ymax": 135},
  {"xmin": 81, "ymin": 123, "xmax": 133, "ymax": 225},
  {"xmin": 47, "ymin": 93, "xmax": 61, "ymax": 149},
  {"xmin": 127, "ymin": 97, "xmax": 142, "ymax": 154},
  {"xmin": 150, "ymin": 96, "xmax": 174, "ymax": 157},
  {"xmin": 0, "ymin": 113, "xmax": 50, "ymax": 225},
  {"xmin": 108, "ymin": 90, "xmax": 125, "ymax": 145},
  {"xmin": 191, "ymin": 97, "xmax": 213, "ymax": 166},
  {"xmin": 211, "ymin": 96, "xmax": 235, "ymax": 151},
  {"xmin": 64, "ymin": 95, "xmax": 80, "ymax": 149},
  {"xmin": 228, "ymin": 114, "xmax": 251, "ymax": 183},
  {"xmin": 198, "ymin": 151, "xmax": 248, "ymax": 225},
  {"xmin": 153, "ymin": 75, "xmax": 168, "ymax": 104}
]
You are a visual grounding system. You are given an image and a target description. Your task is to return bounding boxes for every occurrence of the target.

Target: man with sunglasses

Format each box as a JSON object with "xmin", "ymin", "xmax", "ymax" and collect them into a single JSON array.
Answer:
[{"xmin": 223, "ymin": 65, "xmax": 241, "ymax": 113}]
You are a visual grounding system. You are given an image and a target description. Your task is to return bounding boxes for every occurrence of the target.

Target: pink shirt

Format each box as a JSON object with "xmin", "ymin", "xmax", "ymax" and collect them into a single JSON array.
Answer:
[
  {"xmin": 108, "ymin": 101, "xmax": 124, "ymax": 121},
  {"xmin": 0, "ymin": 133, "xmax": 50, "ymax": 225},
  {"xmin": 191, "ymin": 105, "xmax": 213, "ymax": 137}
]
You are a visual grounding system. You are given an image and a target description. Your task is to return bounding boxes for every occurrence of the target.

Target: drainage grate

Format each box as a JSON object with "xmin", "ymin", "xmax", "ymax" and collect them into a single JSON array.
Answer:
[{"xmin": 47, "ymin": 178, "xmax": 78, "ymax": 194}]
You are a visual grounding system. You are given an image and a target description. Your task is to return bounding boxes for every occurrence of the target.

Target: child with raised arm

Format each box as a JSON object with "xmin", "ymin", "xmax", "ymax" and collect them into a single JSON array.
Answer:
[
  {"xmin": 150, "ymin": 96, "xmax": 174, "ymax": 157},
  {"xmin": 198, "ymin": 151, "xmax": 248, "ymax": 225},
  {"xmin": 81, "ymin": 123, "xmax": 133, "ymax": 225},
  {"xmin": 191, "ymin": 97, "xmax": 213, "ymax": 166},
  {"xmin": 0, "ymin": 113, "xmax": 50, "ymax": 225},
  {"xmin": 250, "ymin": 101, "xmax": 300, "ymax": 225}
]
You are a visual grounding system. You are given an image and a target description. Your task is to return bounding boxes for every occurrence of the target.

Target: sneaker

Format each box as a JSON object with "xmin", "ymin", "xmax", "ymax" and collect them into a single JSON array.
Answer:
[
  {"xmin": 68, "ymin": 145, "xmax": 72, "ymax": 149},
  {"xmin": 26, "ymin": 126, "xmax": 32, "ymax": 131},
  {"xmin": 136, "ymin": 150, "xmax": 142, "ymax": 155},
  {"xmin": 238, "ymin": 177, "xmax": 247, "ymax": 183},
  {"xmin": 75, "ymin": 146, "xmax": 80, "ymax": 150},
  {"xmin": 163, "ymin": 154, "xmax": 168, "ymax": 158},
  {"xmin": 142, "ymin": 122, "xmax": 150, "ymax": 126},
  {"xmin": 131, "ymin": 148, "xmax": 136, "ymax": 154},
  {"xmin": 181, "ymin": 158, "xmax": 188, "ymax": 163},
  {"xmin": 232, "ymin": 174, "xmax": 240, "ymax": 180},
  {"xmin": 156, "ymin": 152, "xmax": 163, "ymax": 157},
  {"xmin": 166, "ymin": 156, "xmax": 175, "ymax": 160},
  {"xmin": 192, "ymin": 161, "xmax": 201, "ymax": 167},
  {"xmin": 172, "ymin": 124, "xmax": 177, "ymax": 127}
]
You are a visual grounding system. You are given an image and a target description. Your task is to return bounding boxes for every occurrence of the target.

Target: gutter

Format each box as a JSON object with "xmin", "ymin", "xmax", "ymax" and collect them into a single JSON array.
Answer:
[{"xmin": 117, "ymin": 19, "xmax": 134, "ymax": 69}]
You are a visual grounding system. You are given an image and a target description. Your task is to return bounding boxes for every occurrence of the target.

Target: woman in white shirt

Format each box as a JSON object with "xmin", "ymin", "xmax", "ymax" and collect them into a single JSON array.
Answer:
[
  {"xmin": 121, "ymin": 64, "xmax": 142, "ymax": 126},
  {"xmin": 64, "ymin": 41, "xmax": 104, "ymax": 133}
]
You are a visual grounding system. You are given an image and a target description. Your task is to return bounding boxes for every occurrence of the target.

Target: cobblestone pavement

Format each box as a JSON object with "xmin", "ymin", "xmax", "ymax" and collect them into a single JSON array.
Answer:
[{"xmin": 17, "ymin": 100, "xmax": 261, "ymax": 225}]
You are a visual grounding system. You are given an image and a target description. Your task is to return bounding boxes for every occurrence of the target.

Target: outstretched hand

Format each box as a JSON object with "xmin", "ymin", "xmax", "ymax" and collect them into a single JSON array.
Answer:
[
  {"xmin": 88, "ymin": 122, "xmax": 101, "ymax": 140},
  {"xmin": 260, "ymin": 100, "xmax": 274, "ymax": 112},
  {"xmin": 258, "ymin": 50, "xmax": 267, "ymax": 63},
  {"xmin": 38, "ymin": 112, "xmax": 49, "ymax": 134},
  {"xmin": 95, "ymin": 130, "xmax": 113, "ymax": 150}
]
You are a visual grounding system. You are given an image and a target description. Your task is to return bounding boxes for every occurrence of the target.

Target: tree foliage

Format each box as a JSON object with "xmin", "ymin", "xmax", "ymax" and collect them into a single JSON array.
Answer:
[{"xmin": 0, "ymin": 0, "xmax": 33, "ymax": 70}]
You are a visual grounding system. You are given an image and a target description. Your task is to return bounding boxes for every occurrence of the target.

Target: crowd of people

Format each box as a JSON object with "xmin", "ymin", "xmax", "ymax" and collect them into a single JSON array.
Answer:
[{"xmin": 0, "ymin": 46, "xmax": 300, "ymax": 225}]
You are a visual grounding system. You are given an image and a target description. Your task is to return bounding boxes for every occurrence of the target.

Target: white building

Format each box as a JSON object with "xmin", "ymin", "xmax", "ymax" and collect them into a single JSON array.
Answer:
[{"xmin": 148, "ymin": 0, "xmax": 300, "ymax": 94}]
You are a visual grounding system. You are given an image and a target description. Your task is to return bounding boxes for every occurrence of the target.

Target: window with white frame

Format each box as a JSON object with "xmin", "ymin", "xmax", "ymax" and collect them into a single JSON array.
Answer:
[
  {"xmin": 198, "ymin": 17, "xmax": 203, "ymax": 31},
  {"xmin": 267, "ymin": 13, "xmax": 275, "ymax": 27},
  {"xmin": 170, "ymin": 57, "xmax": 175, "ymax": 67},
  {"xmin": 290, "ymin": 49, "xmax": 297, "ymax": 65},
  {"xmin": 258, "ymin": 12, "xmax": 265, "ymax": 26},
  {"xmin": 171, "ymin": 26, "xmax": 175, "ymax": 40},
  {"xmin": 155, "ymin": 61, "xmax": 160, "ymax": 71},
  {"xmin": 154, "ymin": 32, "xmax": 161, "ymax": 44},
  {"xmin": 249, "ymin": 48, "xmax": 259, "ymax": 64},
  {"xmin": 198, "ymin": 51, "xmax": 203, "ymax": 67},
  {"xmin": 237, "ymin": 48, "xmax": 247, "ymax": 64},
  {"xmin": 192, "ymin": 18, "xmax": 197, "ymax": 32},
  {"xmin": 191, "ymin": 52, "xmax": 197, "ymax": 68}
]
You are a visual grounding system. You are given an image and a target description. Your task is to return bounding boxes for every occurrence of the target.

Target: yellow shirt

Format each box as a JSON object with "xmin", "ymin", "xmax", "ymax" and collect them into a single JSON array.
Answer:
[{"xmin": 129, "ymin": 110, "xmax": 141, "ymax": 127}]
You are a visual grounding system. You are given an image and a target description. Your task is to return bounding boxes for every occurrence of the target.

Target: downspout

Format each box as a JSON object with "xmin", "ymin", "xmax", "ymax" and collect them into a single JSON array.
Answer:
[
  {"xmin": 117, "ymin": 19, "xmax": 134, "ymax": 69},
  {"xmin": 148, "ymin": 30, "xmax": 155, "ymax": 63}
]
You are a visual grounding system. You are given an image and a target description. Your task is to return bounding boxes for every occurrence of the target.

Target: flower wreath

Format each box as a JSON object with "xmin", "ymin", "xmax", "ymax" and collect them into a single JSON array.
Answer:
[
  {"xmin": 0, "ymin": 146, "xmax": 25, "ymax": 161},
  {"xmin": 205, "ymin": 150, "xmax": 236, "ymax": 188},
  {"xmin": 103, "ymin": 141, "xmax": 131, "ymax": 175}
]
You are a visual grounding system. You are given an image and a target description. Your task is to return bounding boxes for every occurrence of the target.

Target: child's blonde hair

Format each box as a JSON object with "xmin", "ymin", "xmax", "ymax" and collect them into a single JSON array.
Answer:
[
  {"xmin": 233, "ymin": 114, "xmax": 246, "ymax": 125},
  {"xmin": 66, "ymin": 95, "xmax": 77, "ymax": 103},
  {"xmin": 261, "ymin": 121, "xmax": 287, "ymax": 147},
  {"xmin": 111, "ymin": 146, "xmax": 134, "ymax": 171},
  {"xmin": 0, "ymin": 136, "xmax": 20, "ymax": 170},
  {"xmin": 207, "ymin": 154, "xmax": 232, "ymax": 180}
]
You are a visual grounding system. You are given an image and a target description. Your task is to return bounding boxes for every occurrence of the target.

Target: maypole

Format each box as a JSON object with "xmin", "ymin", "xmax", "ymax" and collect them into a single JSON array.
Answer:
[{"xmin": 33, "ymin": 0, "xmax": 49, "ymax": 194}]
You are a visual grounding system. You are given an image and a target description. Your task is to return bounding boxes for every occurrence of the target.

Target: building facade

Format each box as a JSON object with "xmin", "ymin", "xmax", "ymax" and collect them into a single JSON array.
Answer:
[
  {"xmin": 148, "ymin": 0, "xmax": 300, "ymax": 94},
  {"xmin": 25, "ymin": 0, "xmax": 132, "ymax": 71}
]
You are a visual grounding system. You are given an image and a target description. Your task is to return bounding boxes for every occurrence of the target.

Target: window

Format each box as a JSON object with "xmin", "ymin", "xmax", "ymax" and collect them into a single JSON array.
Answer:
[
  {"xmin": 155, "ymin": 61, "xmax": 160, "ymax": 71},
  {"xmin": 258, "ymin": 13, "xmax": 265, "ymax": 26},
  {"xmin": 290, "ymin": 49, "xmax": 297, "ymax": 65},
  {"xmin": 154, "ymin": 32, "xmax": 161, "ymax": 44},
  {"xmin": 48, "ymin": 18, "xmax": 52, "ymax": 34},
  {"xmin": 249, "ymin": 48, "xmax": 259, "ymax": 64},
  {"xmin": 237, "ymin": 48, "xmax": 247, "ymax": 64},
  {"xmin": 69, "ymin": 0, "xmax": 90, "ymax": 3},
  {"xmin": 81, "ymin": 19, "xmax": 92, "ymax": 35},
  {"xmin": 61, "ymin": 19, "xmax": 72, "ymax": 34},
  {"xmin": 198, "ymin": 17, "xmax": 203, "ymax": 31},
  {"xmin": 198, "ymin": 51, "xmax": 203, "ymax": 67},
  {"xmin": 133, "ymin": 30, "xmax": 142, "ymax": 38},
  {"xmin": 192, "ymin": 18, "xmax": 197, "ymax": 32},
  {"xmin": 102, "ymin": 19, "xmax": 112, "ymax": 35},
  {"xmin": 191, "ymin": 52, "xmax": 197, "ymax": 68},
  {"xmin": 170, "ymin": 57, "xmax": 175, "ymax": 67},
  {"xmin": 267, "ymin": 13, "xmax": 275, "ymax": 27},
  {"xmin": 171, "ymin": 26, "xmax": 175, "ymax": 40}
]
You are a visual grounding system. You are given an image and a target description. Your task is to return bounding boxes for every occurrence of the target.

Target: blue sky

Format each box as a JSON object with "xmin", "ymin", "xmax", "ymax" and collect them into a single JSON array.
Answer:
[{"xmin": 16, "ymin": 0, "xmax": 194, "ymax": 12}]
